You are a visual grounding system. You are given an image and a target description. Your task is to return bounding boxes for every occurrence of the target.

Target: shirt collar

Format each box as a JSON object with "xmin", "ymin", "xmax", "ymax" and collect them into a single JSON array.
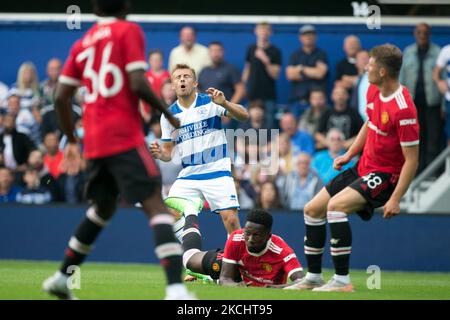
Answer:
[
  {"xmin": 97, "ymin": 17, "xmax": 118, "ymax": 25},
  {"xmin": 379, "ymin": 84, "xmax": 403, "ymax": 103},
  {"xmin": 246, "ymin": 238, "xmax": 272, "ymax": 257}
]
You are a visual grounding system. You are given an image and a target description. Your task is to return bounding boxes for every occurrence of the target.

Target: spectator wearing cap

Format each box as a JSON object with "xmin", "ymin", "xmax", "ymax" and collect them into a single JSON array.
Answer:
[
  {"xmin": 334, "ymin": 35, "xmax": 361, "ymax": 95},
  {"xmin": 168, "ymin": 26, "xmax": 211, "ymax": 76},
  {"xmin": 242, "ymin": 22, "xmax": 282, "ymax": 128},
  {"xmin": 286, "ymin": 25, "xmax": 328, "ymax": 118}
]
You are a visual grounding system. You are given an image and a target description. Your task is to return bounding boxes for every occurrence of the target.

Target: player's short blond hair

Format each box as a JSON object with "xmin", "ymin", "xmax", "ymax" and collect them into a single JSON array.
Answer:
[{"xmin": 171, "ymin": 64, "xmax": 197, "ymax": 81}]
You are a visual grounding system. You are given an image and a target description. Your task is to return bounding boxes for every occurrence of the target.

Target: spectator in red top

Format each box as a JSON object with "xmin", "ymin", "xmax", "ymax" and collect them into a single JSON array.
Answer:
[
  {"xmin": 43, "ymin": 132, "xmax": 64, "ymax": 179},
  {"xmin": 140, "ymin": 50, "xmax": 171, "ymax": 124}
]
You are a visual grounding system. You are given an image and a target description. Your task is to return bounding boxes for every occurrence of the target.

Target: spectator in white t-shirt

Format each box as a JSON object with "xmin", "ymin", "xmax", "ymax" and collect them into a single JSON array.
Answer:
[{"xmin": 168, "ymin": 26, "xmax": 211, "ymax": 76}]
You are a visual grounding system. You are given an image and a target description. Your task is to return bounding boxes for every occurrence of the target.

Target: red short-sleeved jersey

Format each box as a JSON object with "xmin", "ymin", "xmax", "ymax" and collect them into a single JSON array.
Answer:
[
  {"xmin": 223, "ymin": 230, "xmax": 303, "ymax": 287},
  {"xmin": 59, "ymin": 18, "xmax": 148, "ymax": 159},
  {"xmin": 358, "ymin": 84, "xmax": 420, "ymax": 177}
]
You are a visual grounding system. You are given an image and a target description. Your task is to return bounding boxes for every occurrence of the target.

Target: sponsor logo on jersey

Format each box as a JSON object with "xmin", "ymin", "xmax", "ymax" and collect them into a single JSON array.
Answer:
[
  {"xmin": 381, "ymin": 111, "xmax": 389, "ymax": 124},
  {"xmin": 399, "ymin": 118, "xmax": 417, "ymax": 126}
]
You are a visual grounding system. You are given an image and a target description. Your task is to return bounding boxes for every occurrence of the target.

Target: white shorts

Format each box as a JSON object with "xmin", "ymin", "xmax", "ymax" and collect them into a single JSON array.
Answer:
[{"xmin": 167, "ymin": 175, "xmax": 240, "ymax": 213}]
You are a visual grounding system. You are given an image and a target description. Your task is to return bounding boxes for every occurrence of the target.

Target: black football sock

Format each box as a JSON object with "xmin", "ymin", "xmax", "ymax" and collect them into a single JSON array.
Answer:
[
  {"xmin": 327, "ymin": 211, "xmax": 352, "ymax": 277},
  {"xmin": 151, "ymin": 214, "xmax": 184, "ymax": 285},
  {"xmin": 60, "ymin": 207, "xmax": 109, "ymax": 276},
  {"xmin": 304, "ymin": 215, "xmax": 327, "ymax": 275},
  {"xmin": 181, "ymin": 213, "xmax": 202, "ymax": 268}
]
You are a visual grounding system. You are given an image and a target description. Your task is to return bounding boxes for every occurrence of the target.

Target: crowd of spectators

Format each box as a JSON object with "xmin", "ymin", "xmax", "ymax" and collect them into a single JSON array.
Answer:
[{"xmin": 1, "ymin": 21, "xmax": 449, "ymax": 212}]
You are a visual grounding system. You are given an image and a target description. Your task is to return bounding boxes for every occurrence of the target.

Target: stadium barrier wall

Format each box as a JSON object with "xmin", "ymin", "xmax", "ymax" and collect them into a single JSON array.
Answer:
[
  {"xmin": 1, "ymin": 205, "xmax": 450, "ymax": 272},
  {"xmin": 1, "ymin": 18, "xmax": 450, "ymax": 103}
]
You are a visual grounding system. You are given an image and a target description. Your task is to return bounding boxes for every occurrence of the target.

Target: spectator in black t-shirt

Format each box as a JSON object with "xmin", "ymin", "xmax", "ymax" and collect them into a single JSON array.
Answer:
[
  {"xmin": 286, "ymin": 25, "xmax": 328, "ymax": 118},
  {"xmin": 242, "ymin": 22, "xmax": 282, "ymax": 128},
  {"xmin": 335, "ymin": 35, "xmax": 361, "ymax": 95},
  {"xmin": 199, "ymin": 42, "xmax": 245, "ymax": 104},
  {"xmin": 315, "ymin": 85, "xmax": 363, "ymax": 150},
  {"xmin": 199, "ymin": 41, "xmax": 246, "ymax": 129}
]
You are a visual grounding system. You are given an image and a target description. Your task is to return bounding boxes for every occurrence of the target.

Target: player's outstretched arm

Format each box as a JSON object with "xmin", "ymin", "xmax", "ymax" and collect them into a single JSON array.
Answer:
[
  {"xmin": 383, "ymin": 145, "xmax": 419, "ymax": 219},
  {"xmin": 128, "ymin": 70, "xmax": 180, "ymax": 128},
  {"xmin": 206, "ymin": 88, "xmax": 249, "ymax": 122},
  {"xmin": 266, "ymin": 270, "xmax": 305, "ymax": 289},
  {"xmin": 219, "ymin": 262, "xmax": 245, "ymax": 287}
]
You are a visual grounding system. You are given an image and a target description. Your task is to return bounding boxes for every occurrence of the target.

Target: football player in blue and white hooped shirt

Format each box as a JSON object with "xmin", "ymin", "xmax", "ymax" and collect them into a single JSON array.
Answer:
[{"xmin": 150, "ymin": 64, "xmax": 249, "ymax": 240}]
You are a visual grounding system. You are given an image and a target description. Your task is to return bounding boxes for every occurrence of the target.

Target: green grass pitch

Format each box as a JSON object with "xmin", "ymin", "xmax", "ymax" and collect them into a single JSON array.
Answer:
[{"xmin": 1, "ymin": 260, "xmax": 450, "ymax": 300}]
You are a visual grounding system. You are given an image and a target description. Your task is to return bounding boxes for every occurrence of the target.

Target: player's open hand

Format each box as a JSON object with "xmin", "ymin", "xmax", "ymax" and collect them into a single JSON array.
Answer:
[
  {"xmin": 383, "ymin": 198, "xmax": 401, "ymax": 219},
  {"xmin": 150, "ymin": 141, "xmax": 162, "ymax": 159},
  {"xmin": 60, "ymin": 142, "xmax": 82, "ymax": 176},
  {"xmin": 206, "ymin": 87, "xmax": 226, "ymax": 106},
  {"xmin": 333, "ymin": 153, "xmax": 351, "ymax": 171}
]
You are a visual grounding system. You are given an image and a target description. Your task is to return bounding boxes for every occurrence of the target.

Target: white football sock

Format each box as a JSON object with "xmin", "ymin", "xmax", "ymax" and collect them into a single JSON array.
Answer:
[{"xmin": 333, "ymin": 274, "xmax": 350, "ymax": 284}]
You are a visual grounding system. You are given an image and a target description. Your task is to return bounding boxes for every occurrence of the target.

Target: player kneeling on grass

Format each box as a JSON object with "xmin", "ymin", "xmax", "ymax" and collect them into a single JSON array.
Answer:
[{"xmin": 166, "ymin": 198, "xmax": 305, "ymax": 288}]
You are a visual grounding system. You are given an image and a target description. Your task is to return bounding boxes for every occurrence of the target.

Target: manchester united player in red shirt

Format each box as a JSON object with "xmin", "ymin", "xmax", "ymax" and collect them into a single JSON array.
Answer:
[
  {"xmin": 286, "ymin": 44, "xmax": 420, "ymax": 292},
  {"xmin": 183, "ymin": 209, "xmax": 305, "ymax": 287},
  {"xmin": 42, "ymin": 0, "xmax": 195, "ymax": 300}
]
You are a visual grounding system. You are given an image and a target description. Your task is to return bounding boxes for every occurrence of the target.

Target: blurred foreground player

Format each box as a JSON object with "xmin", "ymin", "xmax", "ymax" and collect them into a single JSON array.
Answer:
[
  {"xmin": 286, "ymin": 44, "xmax": 419, "ymax": 292},
  {"xmin": 178, "ymin": 206, "xmax": 305, "ymax": 288},
  {"xmin": 42, "ymin": 0, "xmax": 195, "ymax": 300}
]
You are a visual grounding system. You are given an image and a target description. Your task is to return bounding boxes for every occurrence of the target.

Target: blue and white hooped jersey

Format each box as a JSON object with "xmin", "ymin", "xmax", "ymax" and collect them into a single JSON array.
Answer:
[{"xmin": 160, "ymin": 93, "xmax": 231, "ymax": 180}]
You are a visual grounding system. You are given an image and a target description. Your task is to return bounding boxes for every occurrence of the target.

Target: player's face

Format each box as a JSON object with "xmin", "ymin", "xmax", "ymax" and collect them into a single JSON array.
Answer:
[
  {"xmin": 171, "ymin": 69, "xmax": 198, "ymax": 98},
  {"xmin": 244, "ymin": 222, "xmax": 271, "ymax": 253},
  {"xmin": 366, "ymin": 57, "xmax": 383, "ymax": 85}
]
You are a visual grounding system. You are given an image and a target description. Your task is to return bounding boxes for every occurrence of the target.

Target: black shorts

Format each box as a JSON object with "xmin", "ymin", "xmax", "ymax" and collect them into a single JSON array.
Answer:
[
  {"xmin": 201, "ymin": 249, "xmax": 242, "ymax": 282},
  {"xmin": 325, "ymin": 166, "xmax": 397, "ymax": 221},
  {"xmin": 85, "ymin": 144, "xmax": 162, "ymax": 205}
]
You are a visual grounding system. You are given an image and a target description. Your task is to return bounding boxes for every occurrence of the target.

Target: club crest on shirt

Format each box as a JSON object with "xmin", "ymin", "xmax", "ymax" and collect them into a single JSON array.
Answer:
[
  {"xmin": 262, "ymin": 263, "xmax": 272, "ymax": 272},
  {"xmin": 381, "ymin": 111, "xmax": 389, "ymax": 124},
  {"xmin": 212, "ymin": 262, "xmax": 220, "ymax": 272}
]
